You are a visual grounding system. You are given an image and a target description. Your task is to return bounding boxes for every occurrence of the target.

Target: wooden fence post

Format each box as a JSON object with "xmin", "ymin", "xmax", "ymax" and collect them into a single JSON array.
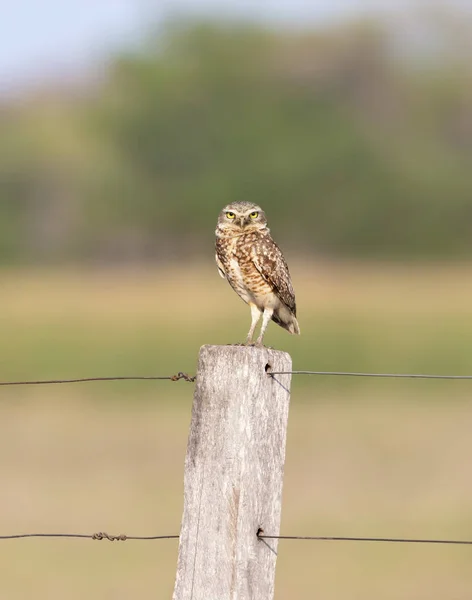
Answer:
[{"xmin": 173, "ymin": 344, "xmax": 292, "ymax": 600}]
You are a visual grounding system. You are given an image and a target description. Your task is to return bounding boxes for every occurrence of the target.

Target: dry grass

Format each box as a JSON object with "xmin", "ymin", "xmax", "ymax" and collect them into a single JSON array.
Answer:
[
  {"xmin": 4, "ymin": 260, "xmax": 472, "ymax": 320},
  {"xmin": 1, "ymin": 391, "xmax": 472, "ymax": 599},
  {"xmin": 1, "ymin": 262, "xmax": 472, "ymax": 599}
]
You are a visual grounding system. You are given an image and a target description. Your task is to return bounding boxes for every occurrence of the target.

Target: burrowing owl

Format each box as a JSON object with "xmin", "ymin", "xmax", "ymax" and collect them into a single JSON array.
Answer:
[{"xmin": 215, "ymin": 201, "xmax": 300, "ymax": 346}]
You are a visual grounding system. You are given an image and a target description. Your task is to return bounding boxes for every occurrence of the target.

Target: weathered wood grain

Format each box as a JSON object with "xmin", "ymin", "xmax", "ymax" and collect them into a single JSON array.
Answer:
[{"xmin": 173, "ymin": 344, "xmax": 292, "ymax": 600}]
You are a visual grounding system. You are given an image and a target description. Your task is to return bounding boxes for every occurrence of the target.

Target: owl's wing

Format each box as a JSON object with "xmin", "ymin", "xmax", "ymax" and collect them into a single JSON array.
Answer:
[
  {"xmin": 251, "ymin": 236, "xmax": 297, "ymax": 315},
  {"xmin": 215, "ymin": 248, "xmax": 226, "ymax": 279}
]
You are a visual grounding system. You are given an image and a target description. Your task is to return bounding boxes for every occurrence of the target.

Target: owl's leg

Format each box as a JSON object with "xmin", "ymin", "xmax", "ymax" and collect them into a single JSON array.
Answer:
[
  {"xmin": 255, "ymin": 307, "xmax": 274, "ymax": 346},
  {"xmin": 246, "ymin": 303, "xmax": 261, "ymax": 344}
]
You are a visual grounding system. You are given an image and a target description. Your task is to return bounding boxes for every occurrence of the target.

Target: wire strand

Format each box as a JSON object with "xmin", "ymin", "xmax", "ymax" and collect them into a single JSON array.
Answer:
[
  {"xmin": 0, "ymin": 532, "xmax": 179, "ymax": 541},
  {"xmin": 269, "ymin": 371, "xmax": 472, "ymax": 380},
  {"xmin": 258, "ymin": 533, "xmax": 472, "ymax": 545},
  {"xmin": 3, "ymin": 531, "xmax": 472, "ymax": 546},
  {"xmin": 0, "ymin": 372, "xmax": 196, "ymax": 387},
  {"xmin": 3, "ymin": 370, "xmax": 472, "ymax": 387}
]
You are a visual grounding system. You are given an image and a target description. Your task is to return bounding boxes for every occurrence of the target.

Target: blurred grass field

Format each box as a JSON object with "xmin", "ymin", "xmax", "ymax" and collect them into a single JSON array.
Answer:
[{"xmin": 2, "ymin": 261, "xmax": 472, "ymax": 599}]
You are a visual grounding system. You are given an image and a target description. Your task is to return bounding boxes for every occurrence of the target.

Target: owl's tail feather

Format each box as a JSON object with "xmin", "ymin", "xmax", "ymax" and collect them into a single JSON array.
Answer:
[
  {"xmin": 272, "ymin": 309, "xmax": 300, "ymax": 335},
  {"xmin": 289, "ymin": 316, "xmax": 301, "ymax": 335}
]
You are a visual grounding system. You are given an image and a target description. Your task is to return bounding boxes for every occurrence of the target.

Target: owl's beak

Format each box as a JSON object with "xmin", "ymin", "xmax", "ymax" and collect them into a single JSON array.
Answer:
[{"xmin": 239, "ymin": 217, "xmax": 246, "ymax": 228}]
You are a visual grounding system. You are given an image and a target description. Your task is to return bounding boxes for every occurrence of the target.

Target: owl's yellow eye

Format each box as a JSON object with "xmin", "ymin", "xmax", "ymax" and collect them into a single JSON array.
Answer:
[
  {"xmin": 249, "ymin": 211, "xmax": 259, "ymax": 219},
  {"xmin": 226, "ymin": 212, "xmax": 235, "ymax": 219}
]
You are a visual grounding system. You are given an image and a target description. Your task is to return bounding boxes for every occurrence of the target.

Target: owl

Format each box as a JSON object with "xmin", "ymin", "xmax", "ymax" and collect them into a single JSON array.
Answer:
[{"xmin": 215, "ymin": 201, "xmax": 300, "ymax": 346}]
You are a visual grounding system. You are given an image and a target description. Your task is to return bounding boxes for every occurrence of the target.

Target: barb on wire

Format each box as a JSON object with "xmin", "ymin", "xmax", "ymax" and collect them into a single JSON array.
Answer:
[
  {"xmin": 257, "ymin": 531, "xmax": 472, "ymax": 546},
  {"xmin": 268, "ymin": 370, "xmax": 472, "ymax": 380},
  {"xmin": 171, "ymin": 372, "xmax": 196, "ymax": 383},
  {"xmin": 0, "ymin": 372, "xmax": 196, "ymax": 387},
  {"xmin": 0, "ymin": 532, "xmax": 179, "ymax": 541}
]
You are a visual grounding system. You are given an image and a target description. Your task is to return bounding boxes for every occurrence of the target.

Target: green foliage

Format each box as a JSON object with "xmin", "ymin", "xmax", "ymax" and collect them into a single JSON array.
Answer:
[{"xmin": 1, "ymin": 18, "xmax": 472, "ymax": 263}]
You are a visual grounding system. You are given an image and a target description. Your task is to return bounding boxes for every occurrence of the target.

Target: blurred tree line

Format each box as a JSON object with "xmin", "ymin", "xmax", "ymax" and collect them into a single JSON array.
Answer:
[{"xmin": 1, "ymin": 14, "xmax": 472, "ymax": 265}]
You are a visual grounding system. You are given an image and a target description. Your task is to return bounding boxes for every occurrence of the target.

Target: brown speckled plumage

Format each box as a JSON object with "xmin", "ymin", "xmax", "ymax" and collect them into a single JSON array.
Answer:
[{"xmin": 215, "ymin": 201, "xmax": 300, "ymax": 345}]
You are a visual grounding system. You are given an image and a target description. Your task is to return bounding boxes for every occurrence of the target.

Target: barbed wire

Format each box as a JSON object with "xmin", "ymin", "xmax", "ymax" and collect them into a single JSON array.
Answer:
[
  {"xmin": 0, "ymin": 532, "xmax": 179, "ymax": 541},
  {"xmin": 2, "ymin": 530, "xmax": 472, "ymax": 546},
  {"xmin": 0, "ymin": 372, "xmax": 196, "ymax": 387},
  {"xmin": 257, "ymin": 531, "xmax": 472, "ymax": 545},
  {"xmin": 269, "ymin": 370, "xmax": 472, "ymax": 380},
  {"xmin": 3, "ymin": 369, "xmax": 472, "ymax": 387}
]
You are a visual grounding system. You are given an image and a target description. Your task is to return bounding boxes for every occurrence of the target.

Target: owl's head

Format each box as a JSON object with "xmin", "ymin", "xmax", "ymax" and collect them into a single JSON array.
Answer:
[{"xmin": 216, "ymin": 202, "xmax": 268, "ymax": 237}]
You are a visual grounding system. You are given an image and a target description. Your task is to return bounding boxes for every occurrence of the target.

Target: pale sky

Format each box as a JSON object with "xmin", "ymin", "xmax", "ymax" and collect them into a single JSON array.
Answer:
[{"xmin": 0, "ymin": 0, "xmax": 469, "ymax": 91}]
